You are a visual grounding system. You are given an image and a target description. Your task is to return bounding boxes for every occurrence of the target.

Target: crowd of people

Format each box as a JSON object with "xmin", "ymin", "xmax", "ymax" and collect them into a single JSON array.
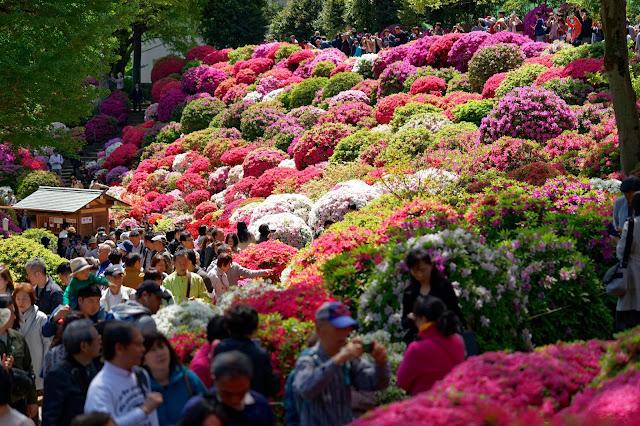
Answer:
[{"xmin": 0, "ymin": 212, "xmax": 472, "ymax": 425}]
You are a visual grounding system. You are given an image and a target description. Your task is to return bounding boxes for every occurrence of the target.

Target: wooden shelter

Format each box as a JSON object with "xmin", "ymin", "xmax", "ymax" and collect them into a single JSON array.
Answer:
[{"xmin": 10, "ymin": 187, "xmax": 130, "ymax": 236}]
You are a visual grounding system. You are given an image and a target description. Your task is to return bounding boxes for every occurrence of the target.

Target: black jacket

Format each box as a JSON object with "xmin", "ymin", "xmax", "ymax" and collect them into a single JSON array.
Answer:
[
  {"xmin": 401, "ymin": 274, "xmax": 463, "ymax": 343},
  {"xmin": 35, "ymin": 276, "xmax": 64, "ymax": 316},
  {"xmin": 215, "ymin": 336, "xmax": 280, "ymax": 398},
  {"xmin": 42, "ymin": 356, "xmax": 99, "ymax": 426},
  {"xmin": 131, "ymin": 87, "xmax": 143, "ymax": 102}
]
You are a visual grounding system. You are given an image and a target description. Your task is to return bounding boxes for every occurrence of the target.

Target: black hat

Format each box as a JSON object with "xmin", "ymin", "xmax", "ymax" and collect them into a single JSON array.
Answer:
[
  {"xmin": 620, "ymin": 176, "xmax": 640, "ymax": 193},
  {"xmin": 136, "ymin": 280, "xmax": 172, "ymax": 301},
  {"xmin": 104, "ymin": 264, "xmax": 125, "ymax": 277}
]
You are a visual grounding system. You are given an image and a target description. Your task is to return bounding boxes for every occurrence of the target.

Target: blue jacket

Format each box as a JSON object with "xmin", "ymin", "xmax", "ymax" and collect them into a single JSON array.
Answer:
[
  {"xmin": 535, "ymin": 18, "xmax": 546, "ymax": 36},
  {"xmin": 183, "ymin": 389, "xmax": 275, "ymax": 426},
  {"xmin": 150, "ymin": 366, "xmax": 207, "ymax": 426}
]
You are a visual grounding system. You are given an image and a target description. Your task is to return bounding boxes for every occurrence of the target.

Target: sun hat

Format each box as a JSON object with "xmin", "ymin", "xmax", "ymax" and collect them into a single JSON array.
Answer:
[
  {"xmin": 70, "ymin": 258, "xmax": 92, "ymax": 276},
  {"xmin": 316, "ymin": 301, "xmax": 358, "ymax": 328}
]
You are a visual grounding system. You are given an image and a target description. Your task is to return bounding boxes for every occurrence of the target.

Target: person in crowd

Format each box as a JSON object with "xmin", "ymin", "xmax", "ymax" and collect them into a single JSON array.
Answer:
[
  {"xmin": 507, "ymin": 13, "xmax": 523, "ymax": 33},
  {"xmin": 84, "ymin": 237, "xmax": 99, "ymax": 259},
  {"xmin": 320, "ymin": 37, "xmax": 332, "ymax": 49},
  {"xmin": 225, "ymin": 233, "xmax": 240, "ymax": 254},
  {"xmin": 452, "ymin": 23, "xmax": 465, "ymax": 33},
  {"xmin": 40, "ymin": 312, "xmax": 87, "ymax": 379},
  {"xmin": 567, "ymin": 10, "xmax": 582, "ymax": 43},
  {"xmin": 340, "ymin": 34, "xmax": 351, "ymax": 56},
  {"xmin": 495, "ymin": 12, "xmax": 508, "ymax": 32},
  {"xmin": 179, "ymin": 233, "xmax": 196, "ymax": 251},
  {"xmin": 69, "ymin": 175, "xmax": 84, "ymax": 189},
  {"xmin": 410, "ymin": 27, "xmax": 421, "ymax": 40},
  {"xmin": 143, "ymin": 332, "xmax": 207, "ymax": 425},
  {"xmin": 215, "ymin": 304, "xmax": 280, "ymax": 398},
  {"xmin": 129, "ymin": 230, "xmax": 145, "ymax": 255},
  {"xmin": 433, "ymin": 22, "xmax": 444, "ymax": 36},
  {"xmin": 100, "ymin": 264, "xmax": 137, "ymax": 312},
  {"xmin": 123, "ymin": 253, "xmax": 144, "ymax": 289},
  {"xmin": 131, "ymin": 83, "xmax": 144, "ymax": 112},
  {"xmin": 351, "ymin": 39, "xmax": 362, "ymax": 57},
  {"xmin": 111, "ymin": 72, "xmax": 124, "ymax": 90},
  {"xmin": 0, "ymin": 361, "xmax": 35, "ymax": 426},
  {"xmin": 402, "ymin": 248, "xmax": 463, "ymax": 343},
  {"xmin": 69, "ymin": 237, "xmax": 87, "ymax": 259},
  {"xmin": 196, "ymin": 225, "xmax": 208, "ymax": 249},
  {"xmin": 575, "ymin": 8, "xmax": 592, "ymax": 45},
  {"xmin": 396, "ymin": 296, "xmax": 464, "ymax": 395},
  {"xmin": 43, "ymin": 285, "xmax": 106, "ymax": 338},
  {"xmin": 394, "ymin": 26, "xmax": 409, "ymax": 43},
  {"xmin": 190, "ymin": 316, "xmax": 229, "ymax": 388},
  {"xmin": 178, "ymin": 397, "xmax": 227, "ymax": 426},
  {"xmin": 19, "ymin": 211, "xmax": 31, "ymax": 231},
  {"xmin": 95, "ymin": 244, "xmax": 112, "ymax": 276},
  {"xmin": 168, "ymin": 228, "xmax": 183, "ymax": 255},
  {"xmin": 41, "ymin": 319, "xmax": 101, "ymax": 426},
  {"xmin": 63, "ymin": 257, "xmax": 110, "ymax": 310},
  {"xmin": 143, "ymin": 232, "xmax": 156, "ymax": 269},
  {"xmin": 26, "ymin": 258, "xmax": 63, "ymax": 316},
  {"xmin": 236, "ymin": 222, "xmax": 255, "ymax": 251},
  {"xmin": 142, "ymin": 269, "xmax": 176, "ymax": 306},
  {"xmin": 0, "ymin": 265, "xmax": 15, "ymax": 295},
  {"xmin": 0, "ymin": 297, "xmax": 38, "ymax": 420},
  {"xmin": 256, "ymin": 224, "xmax": 271, "ymax": 244},
  {"xmin": 85, "ymin": 322, "xmax": 163, "ymax": 425},
  {"xmin": 215, "ymin": 245, "xmax": 272, "ymax": 287},
  {"xmin": 152, "ymin": 235, "xmax": 174, "ymax": 274},
  {"xmin": 556, "ymin": 16, "xmax": 568, "ymax": 40},
  {"xmin": 612, "ymin": 176, "xmax": 640, "ymax": 238},
  {"xmin": 186, "ymin": 249, "xmax": 214, "ymax": 295},
  {"xmin": 201, "ymin": 236, "xmax": 218, "ymax": 269},
  {"xmin": 546, "ymin": 11, "xmax": 559, "ymax": 41},
  {"xmin": 615, "ymin": 192, "xmax": 640, "ymax": 331},
  {"xmin": 209, "ymin": 253, "xmax": 233, "ymax": 297},
  {"xmin": 4, "ymin": 189, "xmax": 17, "ymax": 206},
  {"xmin": 534, "ymin": 11, "xmax": 547, "ymax": 42},
  {"xmin": 183, "ymin": 351, "xmax": 275, "ymax": 426},
  {"xmin": 471, "ymin": 18, "xmax": 487, "ymax": 32},
  {"xmin": 151, "ymin": 254, "xmax": 170, "ymax": 279},
  {"xmin": 13, "ymin": 284, "xmax": 50, "ymax": 392},
  {"xmin": 49, "ymin": 149, "xmax": 64, "ymax": 176},
  {"xmin": 58, "ymin": 237, "xmax": 71, "ymax": 258},
  {"xmin": 163, "ymin": 250, "xmax": 209, "ymax": 303},
  {"xmin": 111, "ymin": 280, "xmax": 170, "ymax": 333},
  {"xmin": 292, "ymin": 301, "xmax": 390, "ymax": 425}
]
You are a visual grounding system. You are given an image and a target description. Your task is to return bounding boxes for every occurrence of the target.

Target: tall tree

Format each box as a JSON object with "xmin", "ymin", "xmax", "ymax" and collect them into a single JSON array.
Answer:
[
  {"xmin": 269, "ymin": 0, "xmax": 323, "ymax": 41},
  {"xmin": 0, "ymin": 1, "xmax": 134, "ymax": 149},
  {"xmin": 200, "ymin": 0, "xmax": 269, "ymax": 49},
  {"xmin": 600, "ymin": 0, "xmax": 640, "ymax": 173},
  {"xmin": 315, "ymin": 0, "xmax": 347, "ymax": 37}
]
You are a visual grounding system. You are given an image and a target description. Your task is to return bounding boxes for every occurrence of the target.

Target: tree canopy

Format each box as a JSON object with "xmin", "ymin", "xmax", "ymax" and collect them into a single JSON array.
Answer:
[
  {"xmin": 0, "ymin": 1, "xmax": 135, "ymax": 150},
  {"xmin": 200, "ymin": 0, "xmax": 269, "ymax": 49}
]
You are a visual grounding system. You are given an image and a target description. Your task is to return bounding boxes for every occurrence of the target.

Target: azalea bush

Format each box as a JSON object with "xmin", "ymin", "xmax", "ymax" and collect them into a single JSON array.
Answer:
[
  {"xmin": 292, "ymin": 122, "xmax": 354, "ymax": 170},
  {"xmin": 233, "ymin": 241, "xmax": 298, "ymax": 282},
  {"xmin": 16, "ymin": 170, "xmax": 61, "ymax": 199},
  {"xmin": 468, "ymin": 43, "xmax": 525, "ymax": 92}
]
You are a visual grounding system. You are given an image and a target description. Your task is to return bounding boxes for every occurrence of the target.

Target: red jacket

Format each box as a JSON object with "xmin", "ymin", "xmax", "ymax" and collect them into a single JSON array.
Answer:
[{"xmin": 396, "ymin": 325, "xmax": 465, "ymax": 395}]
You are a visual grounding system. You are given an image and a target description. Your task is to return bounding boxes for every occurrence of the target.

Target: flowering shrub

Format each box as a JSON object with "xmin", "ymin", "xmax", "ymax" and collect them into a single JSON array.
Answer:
[
  {"xmin": 409, "ymin": 76, "xmax": 446, "ymax": 95},
  {"xmin": 289, "ymin": 77, "xmax": 328, "ymax": 108},
  {"xmin": 521, "ymin": 41, "xmax": 548, "ymax": 58},
  {"xmin": 249, "ymin": 193, "xmax": 313, "ymax": 224},
  {"xmin": 158, "ymin": 89, "xmax": 187, "ymax": 122},
  {"xmin": 469, "ymin": 43, "xmax": 526, "ymax": 92},
  {"xmin": 448, "ymin": 31, "xmax": 491, "ymax": 72},
  {"xmin": 234, "ymin": 241, "xmax": 298, "ymax": 282},
  {"xmin": 397, "ymin": 112, "xmax": 451, "ymax": 134},
  {"xmin": 494, "ymin": 63, "xmax": 547, "ymax": 98},
  {"xmin": 426, "ymin": 33, "xmax": 463, "ymax": 68},
  {"xmin": 318, "ymin": 101, "xmax": 376, "ymax": 129},
  {"xmin": 481, "ymin": 72, "xmax": 508, "ymax": 99},
  {"xmin": 151, "ymin": 78, "xmax": 181, "ymax": 102},
  {"xmin": 16, "ymin": 170, "xmax": 61, "ymax": 198},
  {"xmin": 248, "ymin": 212, "xmax": 313, "ymax": 248},
  {"xmin": 451, "ymin": 100, "xmax": 494, "ymax": 126},
  {"xmin": 389, "ymin": 102, "xmax": 443, "ymax": 131},
  {"xmin": 374, "ymin": 93, "xmax": 411, "ymax": 124},
  {"xmin": 122, "ymin": 126, "xmax": 145, "ymax": 147},
  {"xmin": 85, "ymin": 114, "xmax": 117, "ymax": 143},
  {"xmin": 509, "ymin": 162, "xmax": 565, "ymax": 185},
  {"xmin": 99, "ymin": 92, "xmax": 129, "ymax": 119},
  {"xmin": 151, "ymin": 55, "xmax": 186, "ymax": 84},
  {"xmin": 562, "ymin": 58, "xmax": 605, "ymax": 80},
  {"xmin": 175, "ymin": 172, "xmax": 206, "ymax": 194},
  {"xmin": 321, "ymin": 72, "xmax": 363, "ymax": 100},
  {"xmin": 240, "ymin": 107, "xmax": 286, "ymax": 141},
  {"xmin": 242, "ymin": 148, "xmax": 288, "ymax": 178},
  {"xmin": 478, "ymin": 86, "xmax": 576, "ymax": 144},
  {"xmin": 541, "ymin": 77, "xmax": 594, "ymax": 105},
  {"xmin": 263, "ymin": 117, "xmax": 305, "ymax": 152},
  {"xmin": 377, "ymin": 61, "xmax": 417, "ymax": 99},
  {"xmin": 154, "ymin": 299, "xmax": 220, "ymax": 337},
  {"xmin": 479, "ymin": 137, "xmax": 543, "ymax": 172},
  {"xmin": 292, "ymin": 122, "xmax": 354, "ymax": 170},
  {"xmin": 224, "ymin": 176, "xmax": 257, "ymax": 204},
  {"xmin": 103, "ymin": 144, "xmax": 138, "ymax": 170},
  {"xmin": 311, "ymin": 60, "xmax": 336, "ymax": 77},
  {"xmin": 179, "ymin": 98, "xmax": 225, "ymax": 134},
  {"xmin": 186, "ymin": 46, "xmax": 215, "ymax": 62},
  {"xmin": 309, "ymin": 180, "xmax": 382, "ymax": 230}
]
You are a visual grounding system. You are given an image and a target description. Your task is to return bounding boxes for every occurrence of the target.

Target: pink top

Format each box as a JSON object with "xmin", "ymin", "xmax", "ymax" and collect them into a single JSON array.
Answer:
[
  {"xmin": 189, "ymin": 340, "xmax": 220, "ymax": 389},
  {"xmin": 396, "ymin": 326, "xmax": 465, "ymax": 395}
]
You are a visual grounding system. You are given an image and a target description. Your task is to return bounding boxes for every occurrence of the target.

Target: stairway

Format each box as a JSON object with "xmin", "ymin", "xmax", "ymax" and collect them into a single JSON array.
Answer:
[{"xmin": 59, "ymin": 104, "xmax": 150, "ymax": 186}]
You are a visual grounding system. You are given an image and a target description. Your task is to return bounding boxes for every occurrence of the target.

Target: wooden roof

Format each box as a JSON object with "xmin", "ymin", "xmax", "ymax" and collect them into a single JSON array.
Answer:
[{"xmin": 12, "ymin": 186, "xmax": 129, "ymax": 213}]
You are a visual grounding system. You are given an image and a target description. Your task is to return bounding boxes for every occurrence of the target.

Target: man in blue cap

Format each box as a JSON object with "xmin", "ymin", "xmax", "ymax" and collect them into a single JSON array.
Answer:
[
  {"xmin": 117, "ymin": 240, "xmax": 134, "ymax": 257},
  {"xmin": 291, "ymin": 302, "xmax": 390, "ymax": 426}
]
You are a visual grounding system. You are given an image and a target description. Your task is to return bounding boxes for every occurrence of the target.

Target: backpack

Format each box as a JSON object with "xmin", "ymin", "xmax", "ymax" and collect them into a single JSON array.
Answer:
[{"xmin": 283, "ymin": 347, "xmax": 351, "ymax": 426}]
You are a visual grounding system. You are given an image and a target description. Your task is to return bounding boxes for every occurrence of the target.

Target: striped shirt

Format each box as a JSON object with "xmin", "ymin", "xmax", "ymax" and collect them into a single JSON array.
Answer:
[{"xmin": 292, "ymin": 343, "xmax": 391, "ymax": 426}]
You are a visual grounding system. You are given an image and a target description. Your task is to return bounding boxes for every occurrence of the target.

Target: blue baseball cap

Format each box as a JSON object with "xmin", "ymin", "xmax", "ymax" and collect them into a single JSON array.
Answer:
[
  {"xmin": 315, "ymin": 302, "xmax": 358, "ymax": 328},
  {"xmin": 117, "ymin": 240, "xmax": 134, "ymax": 253}
]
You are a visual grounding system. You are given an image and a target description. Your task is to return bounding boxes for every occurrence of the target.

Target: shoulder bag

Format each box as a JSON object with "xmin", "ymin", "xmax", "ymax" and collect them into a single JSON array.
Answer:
[{"xmin": 605, "ymin": 217, "xmax": 635, "ymax": 297}]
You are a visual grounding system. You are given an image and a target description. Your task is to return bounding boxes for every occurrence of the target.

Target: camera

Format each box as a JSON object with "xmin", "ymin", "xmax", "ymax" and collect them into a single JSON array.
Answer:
[{"xmin": 362, "ymin": 339, "xmax": 373, "ymax": 353}]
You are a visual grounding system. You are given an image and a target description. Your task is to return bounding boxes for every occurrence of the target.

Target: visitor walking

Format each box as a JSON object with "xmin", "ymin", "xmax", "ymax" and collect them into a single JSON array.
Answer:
[
  {"xmin": 132, "ymin": 83, "xmax": 144, "ymax": 112},
  {"xmin": 615, "ymin": 192, "xmax": 640, "ymax": 331},
  {"xmin": 48, "ymin": 150, "xmax": 63, "ymax": 176},
  {"xmin": 26, "ymin": 258, "xmax": 63, "ymax": 316}
]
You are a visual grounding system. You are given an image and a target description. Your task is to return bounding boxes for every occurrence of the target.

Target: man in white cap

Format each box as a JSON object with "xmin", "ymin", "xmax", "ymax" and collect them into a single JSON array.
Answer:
[
  {"xmin": 291, "ymin": 302, "xmax": 390, "ymax": 426},
  {"xmin": 100, "ymin": 264, "xmax": 137, "ymax": 312},
  {"xmin": 84, "ymin": 237, "xmax": 99, "ymax": 259},
  {"xmin": 152, "ymin": 235, "xmax": 173, "ymax": 274}
]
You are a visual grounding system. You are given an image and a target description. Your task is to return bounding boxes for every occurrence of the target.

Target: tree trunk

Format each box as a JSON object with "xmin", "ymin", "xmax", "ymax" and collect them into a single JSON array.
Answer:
[
  {"xmin": 132, "ymin": 24, "xmax": 143, "ymax": 86},
  {"xmin": 601, "ymin": 0, "xmax": 640, "ymax": 174}
]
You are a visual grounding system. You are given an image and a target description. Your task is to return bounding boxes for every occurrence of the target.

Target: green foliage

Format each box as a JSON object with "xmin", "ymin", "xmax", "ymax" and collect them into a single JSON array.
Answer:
[
  {"xmin": 16, "ymin": 171, "xmax": 61, "ymax": 200},
  {"xmin": 0, "ymin": 0, "xmax": 134, "ymax": 149},
  {"xmin": 434, "ymin": 122, "xmax": 479, "ymax": 142},
  {"xmin": 298, "ymin": 163, "xmax": 374, "ymax": 200},
  {"xmin": 447, "ymin": 73, "xmax": 472, "ymax": 93},
  {"xmin": 312, "ymin": 61, "xmax": 336, "ymax": 78},
  {"xmin": 180, "ymin": 98, "xmax": 226, "ymax": 134},
  {"xmin": 22, "ymin": 228, "xmax": 59, "ymax": 253},
  {"xmin": 389, "ymin": 102, "xmax": 443, "ymax": 131},
  {"xmin": 322, "ymin": 72, "xmax": 363, "ymax": 100},
  {"xmin": 228, "ymin": 45, "xmax": 257, "ymax": 65},
  {"xmin": 344, "ymin": 0, "xmax": 398, "ymax": 34},
  {"xmin": 182, "ymin": 60, "xmax": 202, "ymax": 73},
  {"xmin": 289, "ymin": 77, "xmax": 329, "ymax": 108},
  {"xmin": 469, "ymin": 43, "xmax": 525, "ymax": 92},
  {"xmin": 314, "ymin": 0, "xmax": 347, "ymax": 36},
  {"xmin": 0, "ymin": 236, "xmax": 66, "ymax": 287},
  {"xmin": 269, "ymin": 0, "xmax": 323, "ymax": 41},
  {"xmin": 330, "ymin": 130, "xmax": 387, "ymax": 163},
  {"xmin": 380, "ymin": 128, "xmax": 434, "ymax": 162},
  {"xmin": 200, "ymin": 0, "xmax": 268, "ymax": 49},
  {"xmin": 553, "ymin": 41, "xmax": 605, "ymax": 66},
  {"xmin": 452, "ymin": 100, "xmax": 494, "ymax": 126},
  {"xmin": 156, "ymin": 123, "xmax": 182, "ymax": 145},
  {"xmin": 541, "ymin": 78, "xmax": 595, "ymax": 106},
  {"xmin": 403, "ymin": 66, "xmax": 438, "ymax": 91},
  {"xmin": 494, "ymin": 64, "xmax": 547, "ymax": 98},
  {"xmin": 275, "ymin": 44, "xmax": 302, "ymax": 63}
]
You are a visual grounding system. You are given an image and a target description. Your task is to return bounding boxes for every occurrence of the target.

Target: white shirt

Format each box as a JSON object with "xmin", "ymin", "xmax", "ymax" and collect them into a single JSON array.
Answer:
[
  {"xmin": 0, "ymin": 408, "xmax": 35, "ymax": 426},
  {"xmin": 85, "ymin": 361, "xmax": 159, "ymax": 426},
  {"xmin": 49, "ymin": 154, "xmax": 63, "ymax": 170}
]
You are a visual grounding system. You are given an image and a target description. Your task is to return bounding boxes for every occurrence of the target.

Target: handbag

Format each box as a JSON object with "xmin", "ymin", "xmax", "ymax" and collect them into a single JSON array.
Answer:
[
  {"xmin": 605, "ymin": 217, "xmax": 635, "ymax": 297},
  {"xmin": 10, "ymin": 368, "xmax": 35, "ymax": 397}
]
